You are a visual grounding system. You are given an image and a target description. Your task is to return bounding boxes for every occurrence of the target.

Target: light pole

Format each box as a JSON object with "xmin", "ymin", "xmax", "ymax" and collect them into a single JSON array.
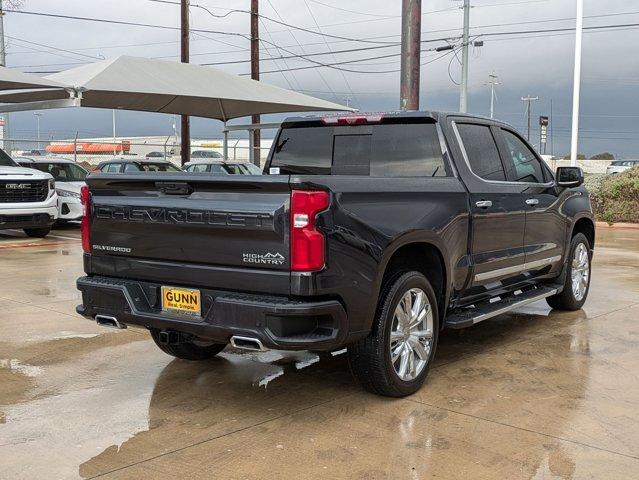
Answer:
[
  {"xmin": 521, "ymin": 95, "xmax": 539, "ymax": 141},
  {"xmin": 34, "ymin": 112, "xmax": 43, "ymax": 148},
  {"xmin": 570, "ymin": 0, "xmax": 583, "ymax": 167},
  {"xmin": 459, "ymin": 0, "xmax": 471, "ymax": 113},
  {"xmin": 488, "ymin": 73, "xmax": 500, "ymax": 119}
]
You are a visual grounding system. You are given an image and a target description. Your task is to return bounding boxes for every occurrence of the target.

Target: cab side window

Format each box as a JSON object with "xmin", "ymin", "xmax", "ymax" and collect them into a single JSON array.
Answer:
[
  {"xmin": 500, "ymin": 129, "xmax": 545, "ymax": 183},
  {"xmin": 104, "ymin": 163, "xmax": 122, "ymax": 173},
  {"xmin": 123, "ymin": 163, "xmax": 141, "ymax": 172},
  {"xmin": 456, "ymin": 123, "xmax": 506, "ymax": 181},
  {"xmin": 188, "ymin": 164, "xmax": 209, "ymax": 173}
]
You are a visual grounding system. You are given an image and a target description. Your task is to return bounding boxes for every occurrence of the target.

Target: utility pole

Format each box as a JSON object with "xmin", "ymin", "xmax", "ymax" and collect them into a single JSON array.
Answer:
[
  {"xmin": 570, "ymin": 0, "xmax": 583, "ymax": 167},
  {"xmin": 459, "ymin": 0, "xmax": 470, "ymax": 113},
  {"xmin": 180, "ymin": 0, "xmax": 190, "ymax": 166},
  {"xmin": 34, "ymin": 112, "xmax": 43, "ymax": 148},
  {"xmin": 488, "ymin": 72, "xmax": 500, "ymax": 119},
  {"xmin": 250, "ymin": 0, "xmax": 260, "ymax": 166},
  {"xmin": 399, "ymin": 0, "xmax": 421, "ymax": 111},
  {"xmin": 0, "ymin": 0, "xmax": 11, "ymax": 155},
  {"xmin": 521, "ymin": 95, "xmax": 539, "ymax": 141}
]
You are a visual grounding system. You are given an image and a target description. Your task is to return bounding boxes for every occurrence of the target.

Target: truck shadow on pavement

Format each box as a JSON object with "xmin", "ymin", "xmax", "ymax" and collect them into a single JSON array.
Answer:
[{"xmin": 79, "ymin": 307, "xmax": 592, "ymax": 478}]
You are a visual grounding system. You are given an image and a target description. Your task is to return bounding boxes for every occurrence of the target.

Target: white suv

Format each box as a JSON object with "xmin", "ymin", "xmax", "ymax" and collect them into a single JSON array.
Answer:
[
  {"xmin": 0, "ymin": 150, "xmax": 58, "ymax": 237},
  {"xmin": 17, "ymin": 157, "xmax": 88, "ymax": 223}
]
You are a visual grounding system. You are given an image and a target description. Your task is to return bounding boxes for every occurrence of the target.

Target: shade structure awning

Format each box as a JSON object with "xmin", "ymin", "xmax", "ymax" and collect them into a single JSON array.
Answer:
[
  {"xmin": 0, "ymin": 67, "xmax": 67, "ymax": 91},
  {"xmin": 0, "ymin": 55, "xmax": 352, "ymax": 119}
]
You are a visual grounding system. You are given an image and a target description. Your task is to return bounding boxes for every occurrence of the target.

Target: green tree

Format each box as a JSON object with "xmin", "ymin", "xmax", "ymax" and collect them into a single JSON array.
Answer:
[
  {"xmin": 590, "ymin": 152, "xmax": 615, "ymax": 160},
  {"xmin": 562, "ymin": 153, "xmax": 586, "ymax": 160}
]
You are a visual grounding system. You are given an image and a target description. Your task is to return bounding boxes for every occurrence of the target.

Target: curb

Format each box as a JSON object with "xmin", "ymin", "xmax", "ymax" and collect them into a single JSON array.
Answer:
[{"xmin": 595, "ymin": 221, "xmax": 639, "ymax": 230}]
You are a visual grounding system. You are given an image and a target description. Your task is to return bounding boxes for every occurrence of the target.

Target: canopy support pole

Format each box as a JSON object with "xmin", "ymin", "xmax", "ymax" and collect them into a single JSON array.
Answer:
[
  {"xmin": 249, "ymin": 133, "xmax": 254, "ymax": 164},
  {"xmin": 223, "ymin": 122, "xmax": 228, "ymax": 160},
  {"xmin": 218, "ymin": 99, "xmax": 229, "ymax": 160}
]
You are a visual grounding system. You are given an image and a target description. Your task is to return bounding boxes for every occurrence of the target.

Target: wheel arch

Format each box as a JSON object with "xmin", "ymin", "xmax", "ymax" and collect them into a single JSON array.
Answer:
[
  {"xmin": 373, "ymin": 236, "xmax": 450, "ymax": 328},
  {"xmin": 572, "ymin": 216, "xmax": 595, "ymax": 250}
]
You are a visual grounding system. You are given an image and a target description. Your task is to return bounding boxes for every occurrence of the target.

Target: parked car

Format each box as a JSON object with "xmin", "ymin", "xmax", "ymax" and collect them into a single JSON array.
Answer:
[
  {"xmin": 24, "ymin": 149, "xmax": 48, "ymax": 156},
  {"xmin": 96, "ymin": 159, "xmax": 182, "ymax": 173},
  {"xmin": 145, "ymin": 151, "xmax": 166, "ymax": 159},
  {"xmin": 76, "ymin": 111, "xmax": 595, "ymax": 397},
  {"xmin": 0, "ymin": 149, "xmax": 57, "ymax": 237},
  {"xmin": 17, "ymin": 157, "xmax": 88, "ymax": 223},
  {"xmin": 183, "ymin": 160, "xmax": 262, "ymax": 175},
  {"xmin": 191, "ymin": 150, "xmax": 223, "ymax": 159},
  {"xmin": 606, "ymin": 159, "xmax": 639, "ymax": 174}
]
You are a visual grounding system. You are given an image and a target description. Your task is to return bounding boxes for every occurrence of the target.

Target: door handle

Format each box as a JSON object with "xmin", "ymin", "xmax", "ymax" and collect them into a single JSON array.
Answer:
[
  {"xmin": 475, "ymin": 200, "xmax": 492, "ymax": 208},
  {"xmin": 525, "ymin": 198, "xmax": 539, "ymax": 206}
]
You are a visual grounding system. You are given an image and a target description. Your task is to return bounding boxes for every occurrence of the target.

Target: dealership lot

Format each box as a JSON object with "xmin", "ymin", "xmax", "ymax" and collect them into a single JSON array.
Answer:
[{"xmin": 1, "ymin": 226, "xmax": 638, "ymax": 479}]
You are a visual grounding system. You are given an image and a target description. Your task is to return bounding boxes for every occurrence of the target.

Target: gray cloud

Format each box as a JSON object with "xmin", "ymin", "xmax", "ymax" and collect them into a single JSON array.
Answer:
[{"xmin": 5, "ymin": 0, "xmax": 639, "ymax": 157}]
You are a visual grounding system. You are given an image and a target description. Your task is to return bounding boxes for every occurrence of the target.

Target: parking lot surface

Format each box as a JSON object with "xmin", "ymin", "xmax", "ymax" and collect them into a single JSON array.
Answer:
[{"xmin": 1, "ymin": 225, "xmax": 638, "ymax": 479}]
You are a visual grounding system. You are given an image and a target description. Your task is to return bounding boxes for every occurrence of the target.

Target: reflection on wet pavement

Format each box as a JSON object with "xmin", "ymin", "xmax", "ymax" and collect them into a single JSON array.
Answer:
[{"xmin": 1, "ymin": 226, "xmax": 638, "ymax": 479}]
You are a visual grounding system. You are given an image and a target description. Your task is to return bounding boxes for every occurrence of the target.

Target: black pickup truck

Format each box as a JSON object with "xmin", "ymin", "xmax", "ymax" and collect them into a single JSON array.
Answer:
[{"xmin": 76, "ymin": 111, "xmax": 594, "ymax": 397}]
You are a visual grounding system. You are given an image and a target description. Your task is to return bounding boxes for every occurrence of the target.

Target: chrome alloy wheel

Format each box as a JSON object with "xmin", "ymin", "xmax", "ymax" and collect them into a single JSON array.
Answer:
[
  {"xmin": 389, "ymin": 288, "xmax": 434, "ymax": 381},
  {"xmin": 571, "ymin": 243, "xmax": 590, "ymax": 301}
]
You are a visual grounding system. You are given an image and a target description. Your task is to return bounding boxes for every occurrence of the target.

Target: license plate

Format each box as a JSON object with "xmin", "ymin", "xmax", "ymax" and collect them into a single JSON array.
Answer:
[{"xmin": 161, "ymin": 286, "xmax": 201, "ymax": 316}]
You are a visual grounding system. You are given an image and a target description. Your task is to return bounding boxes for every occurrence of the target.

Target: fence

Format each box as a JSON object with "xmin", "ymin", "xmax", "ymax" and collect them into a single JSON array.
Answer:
[
  {"xmin": 1, "ymin": 136, "xmax": 274, "ymax": 167},
  {"xmin": 1, "ymin": 137, "xmax": 618, "ymax": 174}
]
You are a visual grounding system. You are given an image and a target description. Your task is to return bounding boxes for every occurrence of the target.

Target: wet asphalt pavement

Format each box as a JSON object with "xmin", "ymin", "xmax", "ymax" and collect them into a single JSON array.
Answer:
[{"xmin": 0, "ymin": 225, "xmax": 638, "ymax": 479}]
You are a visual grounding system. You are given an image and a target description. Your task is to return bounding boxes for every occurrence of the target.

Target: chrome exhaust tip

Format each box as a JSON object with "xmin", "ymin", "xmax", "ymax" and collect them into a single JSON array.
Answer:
[
  {"xmin": 95, "ymin": 314, "xmax": 126, "ymax": 330},
  {"xmin": 230, "ymin": 335, "xmax": 267, "ymax": 352}
]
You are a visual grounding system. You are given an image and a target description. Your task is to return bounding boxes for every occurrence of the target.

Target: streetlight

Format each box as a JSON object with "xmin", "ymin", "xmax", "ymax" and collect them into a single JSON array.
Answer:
[
  {"xmin": 34, "ymin": 112, "xmax": 43, "ymax": 149},
  {"xmin": 487, "ymin": 73, "xmax": 500, "ymax": 119},
  {"xmin": 570, "ymin": 0, "xmax": 584, "ymax": 167}
]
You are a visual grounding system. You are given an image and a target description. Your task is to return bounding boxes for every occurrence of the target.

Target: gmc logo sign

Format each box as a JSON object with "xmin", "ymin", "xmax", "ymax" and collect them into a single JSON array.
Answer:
[{"xmin": 5, "ymin": 184, "xmax": 30, "ymax": 190}]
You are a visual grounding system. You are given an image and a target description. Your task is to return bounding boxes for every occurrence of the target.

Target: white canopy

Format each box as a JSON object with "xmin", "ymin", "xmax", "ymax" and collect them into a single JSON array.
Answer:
[
  {"xmin": 0, "ymin": 67, "xmax": 66, "ymax": 91},
  {"xmin": 0, "ymin": 56, "xmax": 351, "ymax": 119}
]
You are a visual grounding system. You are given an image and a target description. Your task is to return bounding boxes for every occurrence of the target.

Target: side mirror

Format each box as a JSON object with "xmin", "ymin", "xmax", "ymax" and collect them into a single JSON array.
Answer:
[{"xmin": 556, "ymin": 166, "xmax": 584, "ymax": 187}]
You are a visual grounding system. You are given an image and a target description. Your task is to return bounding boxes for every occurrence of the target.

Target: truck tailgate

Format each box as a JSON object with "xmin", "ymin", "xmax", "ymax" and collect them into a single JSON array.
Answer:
[{"xmin": 86, "ymin": 174, "xmax": 291, "ymax": 273}]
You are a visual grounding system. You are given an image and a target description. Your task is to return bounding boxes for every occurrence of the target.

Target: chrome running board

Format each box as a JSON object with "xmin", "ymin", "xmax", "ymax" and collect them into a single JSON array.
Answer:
[{"xmin": 445, "ymin": 286, "xmax": 560, "ymax": 329}]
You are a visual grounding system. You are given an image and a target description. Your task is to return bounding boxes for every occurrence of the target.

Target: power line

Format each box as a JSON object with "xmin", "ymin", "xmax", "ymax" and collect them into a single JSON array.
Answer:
[
  {"xmin": 302, "ymin": 0, "xmax": 360, "ymax": 109},
  {"xmin": 264, "ymin": 0, "xmax": 340, "ymax": 104},
  {"xmin": 6, "ymin": 35, "xmax": 103, "ymax": 60},
  {"xmin": 141, "ymin": 1, "xmax": 402, "ymax": 45},
  {"xmin": 8, "ymin": 6, "xmax": 639, "ymax": 61}
]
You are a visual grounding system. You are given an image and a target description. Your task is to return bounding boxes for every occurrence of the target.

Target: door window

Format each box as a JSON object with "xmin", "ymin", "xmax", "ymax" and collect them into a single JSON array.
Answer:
[
  {"xmin": 105, "ymin": 163, "xmax": 122, "ymax": 173},
  {"xmin": 500, "ymin": 129, "xmax": 545, "ymax": 183},
  {"xmin": 186, "ymin": 164, "xmax": 209, "ymax": 173},
  {"xmin": 456, "ymin": 123, "xmax": 506, "ymax": 181},
  {"xmin": 123, "ymin": 163, "xmax": 140, "ymax": 172}
]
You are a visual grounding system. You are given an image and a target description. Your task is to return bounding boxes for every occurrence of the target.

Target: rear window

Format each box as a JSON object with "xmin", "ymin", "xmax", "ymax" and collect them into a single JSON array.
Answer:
[
  {"xmin": 270, "ymin": 122, "xmax": 446, "ymax": 176},
  {"xmin": 139, "ymin": 163, "xmax": 181, "ymax": 172}
]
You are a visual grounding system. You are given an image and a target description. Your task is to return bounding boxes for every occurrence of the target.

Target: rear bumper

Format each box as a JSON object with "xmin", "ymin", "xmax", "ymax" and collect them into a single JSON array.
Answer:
[{"xmin": 76, "ymin": 275, "xmax": 349, "ymax": 351}]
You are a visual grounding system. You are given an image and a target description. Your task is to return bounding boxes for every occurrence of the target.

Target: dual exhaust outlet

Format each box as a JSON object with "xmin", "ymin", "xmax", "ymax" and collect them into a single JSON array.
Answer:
[
  {"xmin": 94, "ymin": 315, "xmax": 266, "ymax": 351},
  {"xmin": 95, "ymin": 315, "xmax": 126, "ymax": 330}
]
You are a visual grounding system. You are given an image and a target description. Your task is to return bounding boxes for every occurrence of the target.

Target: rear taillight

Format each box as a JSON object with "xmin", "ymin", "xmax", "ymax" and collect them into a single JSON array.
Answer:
[
  {"xmin": 80, "ymin": 185, "xmax": 91, "ymax": 253},
  {"xmin": 290, "ymin": 190, "xmax": 329, "ymax": 272}
]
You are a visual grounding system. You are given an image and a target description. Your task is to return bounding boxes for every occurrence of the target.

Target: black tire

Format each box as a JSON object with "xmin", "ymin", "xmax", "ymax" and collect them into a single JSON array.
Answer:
[
  {"xmin": 348, "ymin": 271, "xmax": 439, "ymax": 397},
  {"xmin": 546, "ymin": 232, "xmax": 592, "ymax": 311},
  {"xmin": 23, "ymin": 227, "xmax": 51, "ymax": 238},
  {"xmin": 150, "ymin": 329, "xmax": 226, "ymax": 361}
]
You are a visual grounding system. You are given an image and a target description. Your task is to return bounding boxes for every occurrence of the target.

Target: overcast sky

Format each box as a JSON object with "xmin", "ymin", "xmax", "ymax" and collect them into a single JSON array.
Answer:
[{"xmin": 4, "ymin": 0, "xmax": 639, "ymax": 157}]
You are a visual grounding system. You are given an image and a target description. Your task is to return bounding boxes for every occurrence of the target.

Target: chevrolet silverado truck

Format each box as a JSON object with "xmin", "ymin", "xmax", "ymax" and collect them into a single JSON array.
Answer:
[
  {"xmin": 0, "ymin": 149, "xmax": 57, "ymax": 237},
  {"xmin": 76, "ymin": 112, "xmax": 595, "ymax": 397}
]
